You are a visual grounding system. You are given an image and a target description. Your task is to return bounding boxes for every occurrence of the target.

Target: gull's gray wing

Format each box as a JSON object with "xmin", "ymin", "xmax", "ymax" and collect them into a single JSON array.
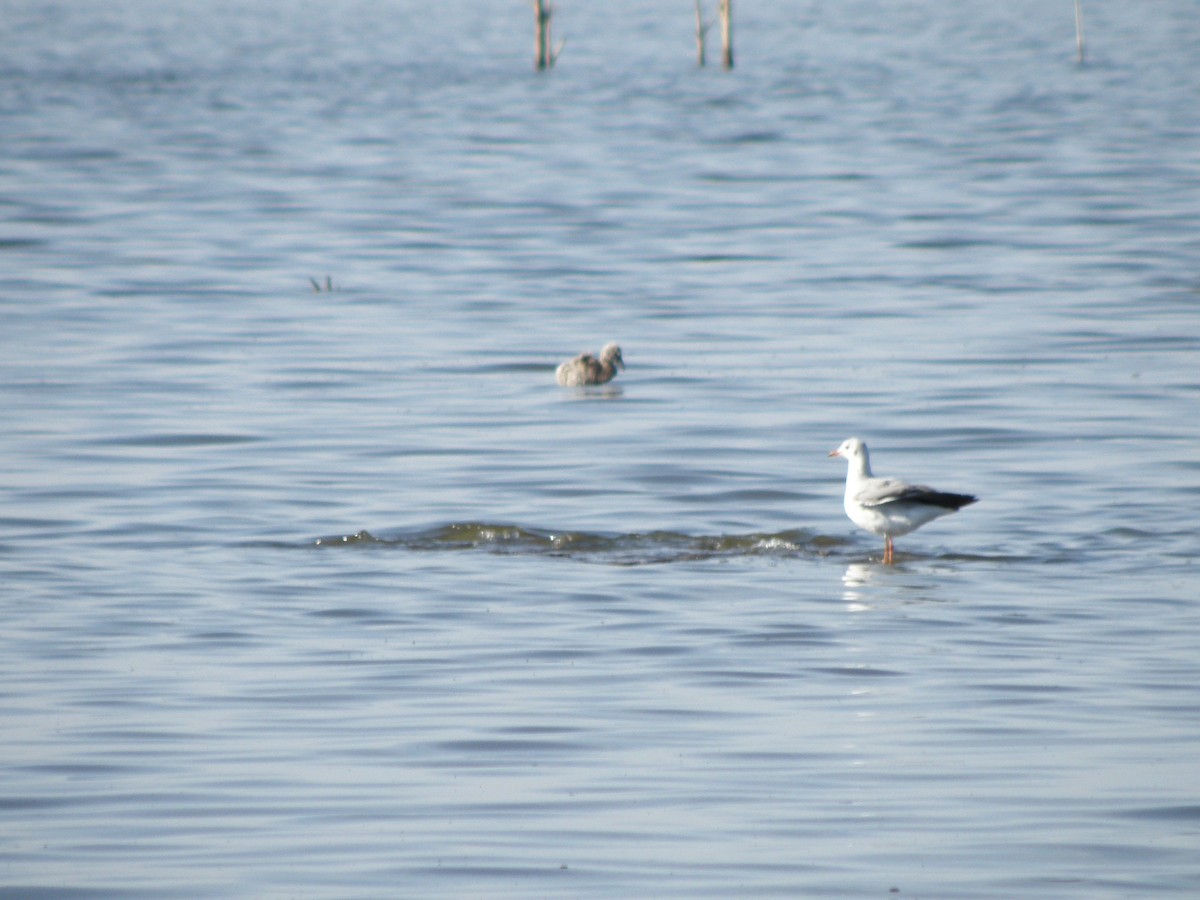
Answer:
[
  {"xmin": 853, "ymin": 477, "xmax": 917, "ymax": 508},
  {"xmin": 856, "ymin": 478, "xmax": 976, "ymax": 511}
]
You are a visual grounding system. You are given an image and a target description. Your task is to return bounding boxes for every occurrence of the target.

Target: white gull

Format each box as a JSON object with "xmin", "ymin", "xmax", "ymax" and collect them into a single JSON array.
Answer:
[{"xmin": 829, "ymin": 437, "xmax": 977, "ymax": 564}]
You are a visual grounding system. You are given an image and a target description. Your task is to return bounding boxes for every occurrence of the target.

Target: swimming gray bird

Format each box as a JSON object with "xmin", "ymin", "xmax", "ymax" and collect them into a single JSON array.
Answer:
[
  {"xmin": 555, "ymin": 343, "xmax": 624, "ymax": 387},
  {"xmin": 829, "ymin": 437, "xmax": 977, "ymax": 564}
]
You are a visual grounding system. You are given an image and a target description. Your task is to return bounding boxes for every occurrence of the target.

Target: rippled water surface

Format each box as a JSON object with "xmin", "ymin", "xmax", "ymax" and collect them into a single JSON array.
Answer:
[{"xmin": 3, "ymin": 0, "xmax": 1199, "ymax": 896}]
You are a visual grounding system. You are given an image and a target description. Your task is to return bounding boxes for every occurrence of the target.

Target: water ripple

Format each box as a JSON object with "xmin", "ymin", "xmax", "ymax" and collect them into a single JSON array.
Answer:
[{"xmin": 312, "ymin": 522, "xmax": 839, "ymax": 565}]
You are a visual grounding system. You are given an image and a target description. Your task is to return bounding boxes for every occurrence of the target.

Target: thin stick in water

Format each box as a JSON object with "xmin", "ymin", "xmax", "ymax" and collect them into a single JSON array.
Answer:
[{"xmin": 719, "ymin": 0, "xmax": 733, "ymax": 69}]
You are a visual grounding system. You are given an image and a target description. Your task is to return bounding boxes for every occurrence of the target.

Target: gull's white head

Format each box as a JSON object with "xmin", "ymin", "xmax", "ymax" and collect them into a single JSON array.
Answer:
[{"xmin": 828, "ymin": 437, "xmax": 866, "ymax": 460}]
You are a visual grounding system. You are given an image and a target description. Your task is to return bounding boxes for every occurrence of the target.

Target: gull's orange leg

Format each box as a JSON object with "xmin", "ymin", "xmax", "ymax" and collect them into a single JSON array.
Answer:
[{"xmin": 883, "ymin": 535, "xmax": 894, "ymax": 565}]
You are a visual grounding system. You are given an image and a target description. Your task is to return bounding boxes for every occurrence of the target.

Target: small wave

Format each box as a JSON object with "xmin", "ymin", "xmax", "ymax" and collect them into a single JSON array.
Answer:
[
  {"xmin": 96, "ymin": 432, "xmax": 261, "ymax": 448},
  {"xmin": 313, "ymin": 522, "xmax": 840, "ymax": 565}
]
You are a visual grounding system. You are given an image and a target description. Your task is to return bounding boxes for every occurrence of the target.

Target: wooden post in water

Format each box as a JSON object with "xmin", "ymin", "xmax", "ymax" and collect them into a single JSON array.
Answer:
[
  {"xmin": 694, "ymin": 0, "xmax": 714, "ymax": 67},
  {"xmin": 719, "ymin": 0, "xmax": 733, "ymax": 69},
  {"xmin": 1073, "ymin": 0, "xmax": 1086, "ymax": 64}
]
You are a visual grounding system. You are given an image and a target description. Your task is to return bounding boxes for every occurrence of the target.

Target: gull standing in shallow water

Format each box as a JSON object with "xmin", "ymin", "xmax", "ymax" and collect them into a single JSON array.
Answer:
[
  {"xmin": 829, "ymin": 437, "xmax": 977, "ymax": 564},
  {"xmin": 555, "ymin": 343, "xmax": 624, "ymax": 387}
]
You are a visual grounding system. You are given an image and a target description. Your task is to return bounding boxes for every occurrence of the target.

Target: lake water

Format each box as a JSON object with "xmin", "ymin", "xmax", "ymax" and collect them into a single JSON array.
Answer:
[{"xmin": 2, "ymin": 0, "xmax": 1199, "ymax": 896}]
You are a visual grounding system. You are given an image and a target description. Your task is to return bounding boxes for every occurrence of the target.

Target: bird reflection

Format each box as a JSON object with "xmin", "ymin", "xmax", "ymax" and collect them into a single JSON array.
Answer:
[
  {"xmin": 841, "ymin": 562, "xmax": 879, "ymax": 610},
  {"xmin": 563, "ymin": 385, "xmax": 624, "ymax": 400}
]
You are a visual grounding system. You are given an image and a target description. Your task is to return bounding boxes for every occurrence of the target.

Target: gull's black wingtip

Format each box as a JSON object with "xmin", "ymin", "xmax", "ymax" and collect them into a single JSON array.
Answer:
[{"xmin": 923, "ymin": 490, "xmax": 978, "ymax": 510}]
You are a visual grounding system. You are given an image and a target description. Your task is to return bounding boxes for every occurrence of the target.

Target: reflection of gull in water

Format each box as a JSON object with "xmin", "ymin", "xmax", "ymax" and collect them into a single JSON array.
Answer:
[
  {"xmin": 829, "ymin": 437, "xmax": 977, "ymax": 564},
  {"xmin": 556, "ymin": 343, "xmax": 624, "ymax": 386},
  {"xmin": 841, "ymin": 562, "xmax": 879, "ymax": 609},
  {"xmin": 842, "ymin": 562, "xmax": 878, "ymax": 588}
]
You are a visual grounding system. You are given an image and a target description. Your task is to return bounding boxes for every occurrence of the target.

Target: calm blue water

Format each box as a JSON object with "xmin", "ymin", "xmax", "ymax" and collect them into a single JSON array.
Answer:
[{"xmin": 3, "ymin": 0, "xmax": 1199, "ymax": 896}]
